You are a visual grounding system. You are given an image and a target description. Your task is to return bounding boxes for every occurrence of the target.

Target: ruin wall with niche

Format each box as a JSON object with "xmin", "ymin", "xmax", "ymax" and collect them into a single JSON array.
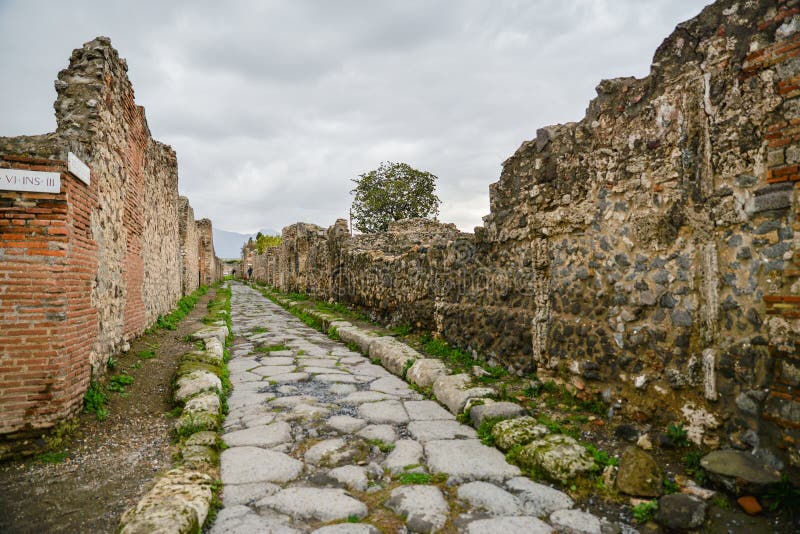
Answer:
[
  {"xmin": 0, "ymin": 37, "xmax": 221, "ymax": 451},
  {"xmin": 250, "ymin": 0, "xmax": 800, "ymax": 469}
]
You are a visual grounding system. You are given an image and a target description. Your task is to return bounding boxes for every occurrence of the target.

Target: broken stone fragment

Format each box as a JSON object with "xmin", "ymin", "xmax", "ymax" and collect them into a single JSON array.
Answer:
[
  {"xmin": 368, "ymin": 337, "xmax": 422, "ymax": 376},
  {"xmin": 515, "ymin": 434, "xmax": 595, "ymax": 481},
  {"xmin": 386, "ymin": 485, "xmax": 449, "ymax": 533},
  {"xmin": 654, "ymin": 493, "xmax": 707, "ymax": 530},
  {"xmin": 616, "ymin": 446, "xmax": 662, "ymax": 497},
  {"xmin": 407, "ymin": 358, "xmax": 449, "ymax": 389},
  {"xmin": 469, "ymin": 401, "xmax": 527, "ymax": 428},
  {"xmin": 491, "ymin": 416, "xmax": 549, "ymax": 451},
  {"xmin": 700, "ymin": 450, "xmax": 781, "ymax": 494},
  {"xmin": 118, "ymin": 468, "xmax": 214, "ymax": 534},
  {"xmin": 432, "ymin": 374, "xmax": 494, "ymax": 414},
  {"xmin": 174, "ymin": 370, "xmax": 222, "ymax": 402}
]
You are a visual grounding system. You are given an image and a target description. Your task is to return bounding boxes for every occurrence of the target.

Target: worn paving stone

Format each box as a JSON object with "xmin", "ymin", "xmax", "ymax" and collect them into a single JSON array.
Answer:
[
  {"xmin": 329, "ymin": 383, "xmax": 357, "ymax": 395},
  {"xmin": 464, "ymin": 516, "xmax": 553, "ymax": 534},
  {"xmin": 470, "ymin": 401, "xmax": 527, "ymax": 427},
  {"xmin": 221, "ymin": 421, "xmax": 292, "ymax": 448},
  {"xmin": 457, "ymin": 481, "xmax": 522, "ymax": 516},
  {"xmin": 314, "ymin": 373, "xmax": 363, "ymax": 384},
  {"xmin": 269, "ymin": 372, "xmax": 310, "ymax": 383},
  {"xmin": 370, "ymin": 376, "xmax": 417, "ymax": 397},
  {"xmin": 286, "ymin": 403, "xmax": 330, "ymax": 420},
  {"xmin": 549, "ymin": 509, "xmax": 602, "ymax": 534},
  {"xmin": 386, "ymin": 485, "xmax": 449, "ymax": 533},
  {"xmin": 305, "ymin": 438, "xmax": 346, "ymax": 464},
  {"xmin": 328, "ymin": 465, "xmax": 369, "ymax": 491},
  {"xmin": 404, "ymin": 400, "xmax": 456, "ymax": 421},
  {"xmin": 383, "ymin": 439, "xmax": 424, "ymax": 474},
  {"xmin": 221, "ymin": 482, "xmax": 280, "ymax": 506},
  {"xmin": 302, "ymin": 366, "xmax": 349, "ymax": 375},
  {"xmin": 358, "ymin": 399, "xmax": 409, "ymax": 424},
  {"xmin": 325, "ymin": 415, "xmax": 368, "ymax": 433},
  {"xmin": 250, "ymin": 365, "xmax": 297, "ymax": 377},
  {"xmin": 424, "ymin": 439, "xmax": 521, "ymax": 484},
  {"xmin": 270, "ymin": 395, "xmax": 316, "ymax": 409},
  {"xmin": 358, "ymin": 424, "xmax": 398, "ymax": 444},
  {"xmin": 209, "ymin": 505, "xmax": 300, "ymax": 534},
  {"xmin": 257, "ymin": 488, "xmax": 368, "ymax": 522},
  {"xmin": 311, "ymin": 524, "xmax": 381, "ymax": 534},
  {"xmin": 505, "ymin": 476, "xmax": 574, "ymax": 516},
  {"xmin": 221, "ymin": 446, "xmax": 303, "ymax": 484},
  {"xmin": 408, "ymin": 420, "xmax": 477, "ymax": 442},
  {"xmin": 339, "ymin": 391, "xmax": 397, "ymax": 405}
]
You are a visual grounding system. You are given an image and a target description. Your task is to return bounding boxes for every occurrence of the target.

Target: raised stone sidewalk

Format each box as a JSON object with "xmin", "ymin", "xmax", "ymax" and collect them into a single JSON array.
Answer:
[{"xmin": 208, "ymin": 283, "xmax": 619, "ymax": 534}]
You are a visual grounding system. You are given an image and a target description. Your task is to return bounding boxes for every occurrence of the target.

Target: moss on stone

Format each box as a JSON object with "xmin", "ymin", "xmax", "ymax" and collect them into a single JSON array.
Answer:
[{"xmin": 491, "ymin": 416, "xmax": 550, "ymax": 451}]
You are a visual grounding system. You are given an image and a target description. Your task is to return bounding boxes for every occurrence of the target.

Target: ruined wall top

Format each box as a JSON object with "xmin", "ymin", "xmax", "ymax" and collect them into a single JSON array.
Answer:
[{"xmin": 482, "ymin": 0, "xmax": 786, "ymax": 244}]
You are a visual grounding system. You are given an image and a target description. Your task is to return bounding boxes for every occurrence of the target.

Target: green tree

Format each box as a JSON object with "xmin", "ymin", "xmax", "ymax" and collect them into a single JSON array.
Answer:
[
  {"xmin": 350, "ymin": 162, "xmax": 441, "ymax": 233},
  {"xmin": 256, "ymin": 234, "xmax": 282, "ymax": 253}
]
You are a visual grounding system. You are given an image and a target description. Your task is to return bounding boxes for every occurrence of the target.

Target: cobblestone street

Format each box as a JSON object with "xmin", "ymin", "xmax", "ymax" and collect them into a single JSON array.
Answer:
[{"xmin": 210, "ymin": 283, "xmax": 590, "ymax": 533}]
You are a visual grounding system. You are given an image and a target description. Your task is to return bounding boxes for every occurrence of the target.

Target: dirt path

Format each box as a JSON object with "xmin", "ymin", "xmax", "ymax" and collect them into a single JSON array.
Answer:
[{"xmin": 0, "ymin": 289, "xmax": 216, "ymax": 534}]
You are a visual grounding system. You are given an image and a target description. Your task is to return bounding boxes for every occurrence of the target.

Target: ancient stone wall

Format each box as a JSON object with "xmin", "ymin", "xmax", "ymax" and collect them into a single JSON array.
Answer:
[
  {"xmin": 179, "ymin": 196, "xmax": 200, "ymax": 295},
  {"xmin": 0, "ymin": 37, "xmax": 221, "ymax": 444},
  {"xmin": 196, "ymin": 219, "xmax": 223, "ymax": 286},
  {"xmin": 251, "ymin": 0, "xmax": 799, "ymax": 467}
]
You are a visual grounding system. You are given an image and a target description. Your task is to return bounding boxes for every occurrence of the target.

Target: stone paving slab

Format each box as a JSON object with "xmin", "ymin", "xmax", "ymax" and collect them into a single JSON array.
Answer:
[{"xmin": 209, "ymin": 283, "xmax": 602, "ymax": 533}]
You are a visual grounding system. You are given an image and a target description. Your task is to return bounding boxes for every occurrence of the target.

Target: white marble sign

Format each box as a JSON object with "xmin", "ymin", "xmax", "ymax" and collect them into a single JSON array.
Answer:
[
  {"xmin": 0, "ymin": 168, "xmax": 61, "ymax": 193},
  {"xmin": 68, "ymin": 152, "xmax": 90, "ymax": 185}
]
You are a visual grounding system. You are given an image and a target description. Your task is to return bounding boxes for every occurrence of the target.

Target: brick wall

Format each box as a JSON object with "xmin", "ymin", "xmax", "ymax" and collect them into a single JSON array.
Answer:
[
  {"xmin": 0, "ymin": 37, "xmax": 221, "ymax": 451},
  {"xmin": 0, "ymin": 156, "xmax": 96, "ymax": 442}
]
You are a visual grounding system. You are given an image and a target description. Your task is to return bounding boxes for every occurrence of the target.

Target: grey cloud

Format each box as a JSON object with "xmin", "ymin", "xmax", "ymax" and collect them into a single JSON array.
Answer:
[{"xmin": 0, "ymin": 0, "xmax": 705, "ymax": 234}]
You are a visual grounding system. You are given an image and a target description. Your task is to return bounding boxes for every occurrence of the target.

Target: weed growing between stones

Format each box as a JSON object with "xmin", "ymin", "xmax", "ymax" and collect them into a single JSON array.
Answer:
[
  {"xmin": 662, "ymin": 477, "xmax": 679, "ymax": 494},
  {"xmin": 764, "ymin": 476, "xmax": 800, "ymax": 517},
  {"xmin": 366, "ymin": 439, "xmax": 395, "ymax": 453},
  {"xmin": 401, "ymin": 358, "xmax": 414, "ymax": 379},
  {"xmin": 475, "ymin": 416, "xmax": 507, "ymax": 446},
  {"xmin": 106, "ymin": 356, "xmax": 118, "ymax": 370},
  {"xmin": 632, "ymin": 500, "xmax": 658, "ymax": 523},
  {"xmin": 82, "ymin": 380, "xmax": 109, "ymax": 421},
  {"xmin": 174, "ymin": 414, "xmax": 213, "ymax": 439},
  {"xmin": 251, "ymin": 326, "xmax": 269, "ymax": 334},
  {"xmin": 683, "ymin": 450, "xmax": 708, "ymax": 486},
  {"xmin": 584, "ymin": 443, "xmax": 619, "ymax": 470},
  {"xmin": 418, "ymin": 333, "xmax": 507, "ymax": 383},
  {"xmin": 394, "ymin": 472, "xmax": 447, "ymax": 485},
  {"xmin": 665, "ymin": 422, "xmax": 690, "ymax": 447},
  {"xmin": 205, "ymin": 480, "xmax": 224, "ymax": 526},
  {"xmin": 327, "ymin": 325, "xmax": 340, "ymax": 340}
]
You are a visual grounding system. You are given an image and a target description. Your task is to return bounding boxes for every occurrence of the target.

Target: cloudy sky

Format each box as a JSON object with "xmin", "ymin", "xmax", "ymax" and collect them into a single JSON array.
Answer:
[{"xmin": 0, "ymin": 0, "xmax": 705, "ymax": 234}]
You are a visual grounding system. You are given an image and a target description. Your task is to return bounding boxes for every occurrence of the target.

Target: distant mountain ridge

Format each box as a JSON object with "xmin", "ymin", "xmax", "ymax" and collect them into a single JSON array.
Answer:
[{"xmin": 213, "ymin": 227, "xmax": 278, "ymax": 260}]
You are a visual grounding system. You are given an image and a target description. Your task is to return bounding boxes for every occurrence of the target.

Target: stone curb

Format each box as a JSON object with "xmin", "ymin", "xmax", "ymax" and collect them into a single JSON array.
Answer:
[{"xmin": 118, "ymin": 300, "xmax": 231, "ymax": 533}]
